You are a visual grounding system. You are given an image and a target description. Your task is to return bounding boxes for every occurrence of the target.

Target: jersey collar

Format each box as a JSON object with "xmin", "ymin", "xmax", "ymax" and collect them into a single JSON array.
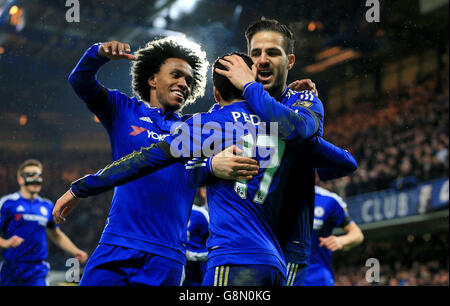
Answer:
[
  {"xmin": 148, "ymin": 106, "xmax": 181, "ymax": 121},
  {"xmin": 17, "ymin": 190, "xmax": 39, "ymax": 202}
]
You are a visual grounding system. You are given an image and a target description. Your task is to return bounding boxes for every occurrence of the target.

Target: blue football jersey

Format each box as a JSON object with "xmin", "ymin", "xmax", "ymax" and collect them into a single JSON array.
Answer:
[
  {"xmin": 186, "ymin": 204, "xmax": 209, "ymax": 259},
  {"xmin": 0, "ymin": 192, "xmax": 57, "ymax": 263},
  {"xmin": 249, "ymin": 86, "xmax": 324, "ymax": 267},
  {"xmin": 302, "ymin": 186, "xmax": 352, "ymax": 286},
  {"xmin": 184, "ymin": 204, "xmax": 209, "ymax": 285},
  {"xmin": 166, "ymin": 101, "xmax": 291, "ymax": 275},
  {"xmin": 69, "ymin": 44, "xmax": 196, "ymax": 265}
]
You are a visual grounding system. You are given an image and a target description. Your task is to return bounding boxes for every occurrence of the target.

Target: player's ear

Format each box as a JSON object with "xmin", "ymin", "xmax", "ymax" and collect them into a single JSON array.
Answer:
[
  {"xmin": 287, "ymin": 54, "xmax": 295, "ymax": 70},
  {"xmin": 17, "ymin": 174, "xmax": 24, "ymax": 186},
  {"xmin": 213, "ymin": 86, "xmax": 222, "ymax": 103},
  {"xmin": 148, "ymin": 74, "xmax": 157, "ymax": 89}
]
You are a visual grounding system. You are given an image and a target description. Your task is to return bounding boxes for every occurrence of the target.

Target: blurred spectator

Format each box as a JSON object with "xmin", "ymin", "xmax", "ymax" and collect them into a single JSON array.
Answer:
[{"xmin": 0, "ymin": 150, "xmax": 113, "ymax": 270}]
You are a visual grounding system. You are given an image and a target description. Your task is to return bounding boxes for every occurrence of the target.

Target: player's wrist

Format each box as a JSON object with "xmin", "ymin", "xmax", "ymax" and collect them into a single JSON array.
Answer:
[
  {"xmin": 0, "ymin": 239, "xmax": 7, "ymax": 248},
  {"xmin": 91, "ymin": 43, "xmax": 110, "ymax": 62},
  {"xmin": 335, "ymin": 236, "xmax": 346, "ymax": 249},
  {"xmin": 242, "ymin": 81, "xmax": 258, "ymax": 99},
  {"xmin": 69, "ymin": 187, "xmax": 80, "ymax": 199},
  {"xmin": 243, "ymin": 81, "xmax": 257, "ymax": 91},
  {"xmin": 208, "ymin": 156, "xmax": 216, "ymax": 177}
]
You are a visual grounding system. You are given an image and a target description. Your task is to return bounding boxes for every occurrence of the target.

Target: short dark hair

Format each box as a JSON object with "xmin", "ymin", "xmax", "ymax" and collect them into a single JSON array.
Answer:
[
  {"xmin": 17, "ymin": 159, "xmax": 42, "ymax": 176},
  {"xmin": 245, "ymin": 18, "xmax": 295, "ymax": 54},
  {"xmin": 212, "ymin": 52, "xmax": 254, "ymax": 101},
  {"xmin": 131, "ymin": 36, "xmax": 208, "ymax": 106}
]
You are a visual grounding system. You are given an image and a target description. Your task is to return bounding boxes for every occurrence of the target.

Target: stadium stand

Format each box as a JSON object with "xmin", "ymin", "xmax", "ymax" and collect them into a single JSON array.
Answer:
[
  {"xmin": 321, "ymin": 66, "xmax": 449, "ymax": 198},
  {"xmin": 333, "ymin": 232, "xmax": 448, "ymax": 286}
]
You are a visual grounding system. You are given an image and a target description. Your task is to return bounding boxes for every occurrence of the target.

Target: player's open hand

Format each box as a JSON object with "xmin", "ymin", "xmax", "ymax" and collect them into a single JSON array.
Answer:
[
  {"xmin": 288, "ymin": 79, "xmax": 318, "ymax": 97},
  {"xmin": 52, "ymin": 189, "xmax": 80, "ymax": 224},
  {"xmin": 98, "ymin": 41, "xmax": 136, "ymax": 61},
  {"xmin": 319, "ymin": 235, "xmax": 343, "ymax": 252},
  {"xmin": 212, "ymin": 145, "xmax": 259, "ymax": 181},
  {"xmin": 215, "ymin": 54, "xmax": 257, "ymax": 90}
]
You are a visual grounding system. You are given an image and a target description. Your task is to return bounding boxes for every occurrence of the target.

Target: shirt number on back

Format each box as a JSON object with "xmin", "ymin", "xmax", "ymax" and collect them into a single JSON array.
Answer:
[{"xmin": 234, "ymin": 134, "xmax": 286, "ymax": 204}]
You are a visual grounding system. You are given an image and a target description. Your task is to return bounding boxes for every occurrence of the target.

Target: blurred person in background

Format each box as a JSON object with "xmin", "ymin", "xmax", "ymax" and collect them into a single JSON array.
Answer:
[
  {"xmin": 183, "ymin": 187, "xmax": 209, "ymax": 286},
  {"xmin": 0, "ymin": 159, "xmax": 87, "ymax": 286},
  {"xmin": 302, "ymin": 184, "xmax": 364, "ymax": 286}
]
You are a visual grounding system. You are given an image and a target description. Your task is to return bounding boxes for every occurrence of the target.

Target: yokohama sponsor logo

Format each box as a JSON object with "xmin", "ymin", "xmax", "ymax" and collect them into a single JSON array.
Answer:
[
  {"xmin": 22, "ymin": 214, "xmax": 48, "ymax": 226},
  {"xmin": 147, "ymin": 130, "xmax": 169, "ymax": 141},
  {"xmin": 129, "ymin": 125, "xmax": 169, "ymax": 141}
]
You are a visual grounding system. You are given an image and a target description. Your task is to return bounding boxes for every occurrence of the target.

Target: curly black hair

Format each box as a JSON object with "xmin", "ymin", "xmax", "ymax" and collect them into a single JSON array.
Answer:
[{"xmin": 130, "ymin": 36, "xmax": 208, "ymax": 106}]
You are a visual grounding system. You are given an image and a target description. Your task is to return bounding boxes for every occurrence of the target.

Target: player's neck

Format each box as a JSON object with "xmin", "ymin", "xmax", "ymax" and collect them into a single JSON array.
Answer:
[
  {"xmin": 149, "ymin": 99, "xmax": 168, "ymax": 113},
  {"xmin": 219, "ymin": 98, "xmax": 244, "ymax": 107},
  {"xmin": 268, "ymin": 84, "xmax": 287, "ymax": 100},
  {"xmin": 20, "ymin": 187, "xmax": 38, "ymax": 200},
  {"xmin": 149, "ymin": 92, "xmax": 174, "ymax": 114}
]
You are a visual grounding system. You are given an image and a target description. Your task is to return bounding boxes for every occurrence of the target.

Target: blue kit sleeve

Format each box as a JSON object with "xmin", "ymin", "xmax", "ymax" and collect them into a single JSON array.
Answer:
[
  {"xmin": 184, "ymin": 157, "xmax": 217, "ymax": 188},
  {"xmin": 306, "ymin": 137, "xmax": 358, "ymax": 181},
  {"xmin": 68, "ymin": 43, "xmax": 109, "ymax": 103},
  {"xmin": 71, "ymin": 141, "xmax": 178, "ymax": 198},
  {"xmin": 242, "ymin": 81, "xmax": 319, "ymax": 141}
]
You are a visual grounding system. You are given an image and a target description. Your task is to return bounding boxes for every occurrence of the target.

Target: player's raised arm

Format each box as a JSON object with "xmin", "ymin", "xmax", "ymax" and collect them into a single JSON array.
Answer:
[
  {"xmin": 215, "ymin": 55, "xmax": 319, "ymax": 141},
  {"xmin": 68, "ymin": 41, "xmax": 136, "ymax": 104}
]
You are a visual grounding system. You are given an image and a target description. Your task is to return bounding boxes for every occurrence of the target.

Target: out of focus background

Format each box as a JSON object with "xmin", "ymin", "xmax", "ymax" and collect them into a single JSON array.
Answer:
[{"xmin": 0, "ymin": 0, "xmax": 448, "ymax": 286}]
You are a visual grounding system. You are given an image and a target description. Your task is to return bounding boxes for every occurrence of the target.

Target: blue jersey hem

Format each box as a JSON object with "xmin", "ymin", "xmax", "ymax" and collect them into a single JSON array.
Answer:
[
  {"xmin": 206, "ymin": 249, "xmax": 286, "ymax": 279},
  {"xmin": 284, "ymin": 250, "xmax": 310, "ymax": 266},
  {"xmin": 99, "ymin": 232, "xmax": 186, "ymax": 265}
]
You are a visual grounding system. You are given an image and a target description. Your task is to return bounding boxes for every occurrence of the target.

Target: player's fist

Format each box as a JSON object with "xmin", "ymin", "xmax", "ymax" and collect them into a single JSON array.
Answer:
[
  {"xmin": 74, "ymin": 250, "xmax": 89, "ymax": 264},
  {"xmin": 5, "ymin": 235, "xmax": 24, "ymax": 248},
  {"xmin": 98, "ymin": 41, "xmax": 136, "ymax": 61},
  {"xmin": 319, "ymin": 236, "xmax": 343, "ymax": 252},
  {"xmin": 288, "ymin": 79, "xmax": 318, "ymax": 97}
]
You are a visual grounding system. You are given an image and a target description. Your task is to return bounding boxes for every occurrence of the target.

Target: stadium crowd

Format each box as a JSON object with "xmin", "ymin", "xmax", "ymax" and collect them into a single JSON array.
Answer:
[
  {"xmin": 0, "ymin": 66, "xmax": 448, "ymax": 281},
  {"xmin": 321, "ymin": 66, "xmax": 449, "ymax": 198},
  {"xmin": 333, "ymin": 232, "xmax": 449, "ymax": 286}
]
